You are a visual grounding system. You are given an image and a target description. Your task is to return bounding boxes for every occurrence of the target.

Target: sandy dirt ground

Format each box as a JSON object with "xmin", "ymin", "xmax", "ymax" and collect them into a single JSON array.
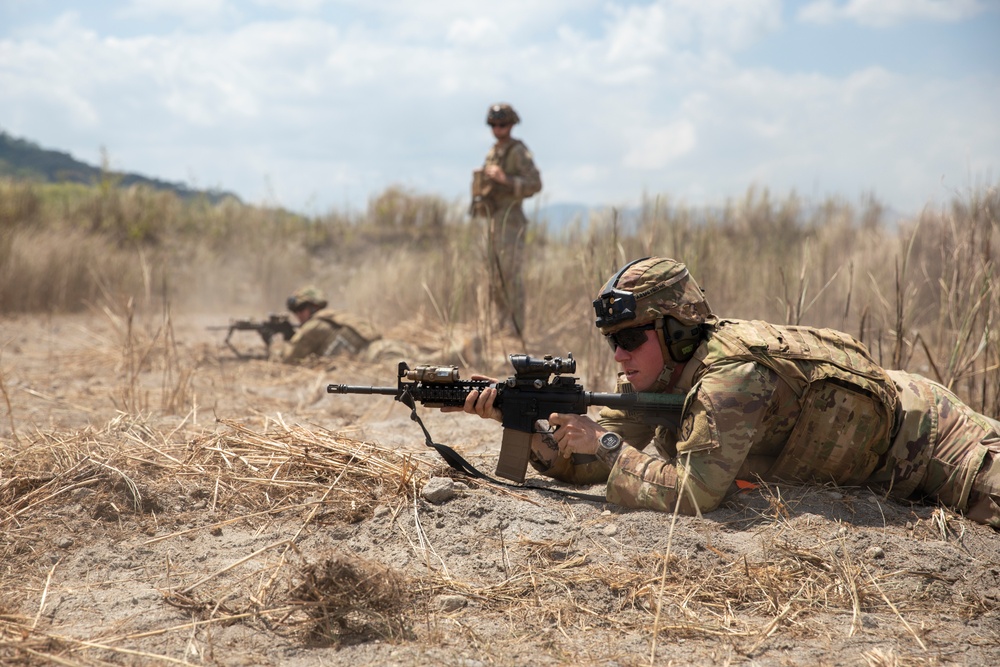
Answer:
[{"xmin": 1, "ymin": 312, "xmax": 999, "ymax": 666}]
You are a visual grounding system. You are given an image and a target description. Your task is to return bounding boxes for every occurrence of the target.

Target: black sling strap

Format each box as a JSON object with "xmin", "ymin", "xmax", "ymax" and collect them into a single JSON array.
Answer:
[{"xmin": 398, "ymin": 389, "xmax": 608, "ymax": 503}]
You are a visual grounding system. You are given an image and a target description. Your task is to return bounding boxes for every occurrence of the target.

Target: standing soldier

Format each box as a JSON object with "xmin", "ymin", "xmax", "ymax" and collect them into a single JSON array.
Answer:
[{"xmin": 471, "ymin": 103, "xmax": 542, "ymax": 336}]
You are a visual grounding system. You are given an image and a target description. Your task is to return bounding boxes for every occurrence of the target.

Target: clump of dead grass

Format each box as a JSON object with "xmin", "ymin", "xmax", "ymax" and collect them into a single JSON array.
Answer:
[
  {"xmin": 0, "ymin": 414, "xmax": 433, "ymax": 663},
  {"xmin": 0, "ymin": 613, "xmax": 74, "ymax": 667},
  {"xmin": 284, "ymin": 554, "xmax": 412, "ymax": 646},
  {"xmin": 183, "ymin": 418, "xmax": 427, "ymax": 516},
  {"xmin": 0, "ymin": 412, "xmax": 427, "ymax": 556}
]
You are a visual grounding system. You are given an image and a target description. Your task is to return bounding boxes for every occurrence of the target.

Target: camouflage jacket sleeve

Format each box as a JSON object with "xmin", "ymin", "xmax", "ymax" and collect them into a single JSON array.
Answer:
[
  {"xmin": 597, "ymin": 403, "xmax": 657, "ymax": 450},
  {"xmin": 604, "ymin": 361, "xmax": 775, "ymax": 514},
  {"xmin": 507, "ymin": 141, "xmax": 542, "ymax": 200}
]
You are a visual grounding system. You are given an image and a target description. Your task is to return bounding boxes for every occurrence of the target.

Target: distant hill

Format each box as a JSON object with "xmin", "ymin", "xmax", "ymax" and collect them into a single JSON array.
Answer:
[{"xmin": 0, "ymin": 129, "xmax": 239, "ymax": 204}]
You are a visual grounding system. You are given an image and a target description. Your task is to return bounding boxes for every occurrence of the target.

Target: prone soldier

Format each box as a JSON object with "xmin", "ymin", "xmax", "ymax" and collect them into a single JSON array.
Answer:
[
  {"xmin": 275, "ymin": 285, "xmax": 422, "ymax": 365},
  {"xmin": 451, "ymin": 257, "xmax": 1000, "ymax": 528},
  {"xmin": 275, "ymin": 285, "xmax": 380, "ymax": 363}
]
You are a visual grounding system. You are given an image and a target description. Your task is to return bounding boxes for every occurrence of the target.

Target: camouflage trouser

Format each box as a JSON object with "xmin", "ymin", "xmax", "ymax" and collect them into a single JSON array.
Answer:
[
  {"xmin": 967, "ymin": 447, "xmax": 1000, "ymax": 528},
  {"xmin": 483, "ymin": 200, "xmax": 527, "ymax": 334},
  {"xmin": 879, "ymin": 370, "xmax": 1000, "ymax": 528}
]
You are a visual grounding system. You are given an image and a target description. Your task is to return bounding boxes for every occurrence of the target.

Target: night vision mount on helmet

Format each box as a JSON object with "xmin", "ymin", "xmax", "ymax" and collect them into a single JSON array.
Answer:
[
  {"xmin": 486, "ymin": 103, "xmax": 520, "ymax": 126},
  {"xmin": 593, "ymin": 257, "xmax": 651, "ymax": 329}
]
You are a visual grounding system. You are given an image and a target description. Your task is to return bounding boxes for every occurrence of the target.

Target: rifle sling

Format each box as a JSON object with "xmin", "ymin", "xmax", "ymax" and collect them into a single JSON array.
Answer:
[{"xmin": 398, "ymin": 389, "xmax": 607, "ymax": 503}]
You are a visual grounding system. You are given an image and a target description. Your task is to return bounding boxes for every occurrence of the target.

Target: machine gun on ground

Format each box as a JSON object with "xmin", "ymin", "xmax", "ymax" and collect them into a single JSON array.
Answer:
[
  {"xmin": 327, "ymin": 354, "xmax": 684, "ymax": 485},
  {"xmin": 208, "ymin": 314, "xmax": 297, "ymax": 359}
]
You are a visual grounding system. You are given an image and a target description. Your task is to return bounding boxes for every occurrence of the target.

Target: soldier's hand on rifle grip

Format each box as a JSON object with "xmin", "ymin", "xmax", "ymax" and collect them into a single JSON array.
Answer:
[
  {"xmin": 440, "ymin": 374, "xmax": 502, "ymax": 422},
  {"xmin": 548, "ymin": 413, "xmax": 604, "ymax": 459}
]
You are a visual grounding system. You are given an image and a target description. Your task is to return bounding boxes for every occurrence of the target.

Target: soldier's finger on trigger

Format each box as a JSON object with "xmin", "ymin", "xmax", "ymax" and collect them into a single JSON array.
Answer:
[{"xmin": 549, "ymin": 412, "xmax": 566, "ymax": 434}]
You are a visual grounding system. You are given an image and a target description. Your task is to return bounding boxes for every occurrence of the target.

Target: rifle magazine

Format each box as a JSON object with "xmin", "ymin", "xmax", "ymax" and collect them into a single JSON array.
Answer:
[{"xmin": 495, "ymin": 429, "xmax": 532, "ymax": 484}]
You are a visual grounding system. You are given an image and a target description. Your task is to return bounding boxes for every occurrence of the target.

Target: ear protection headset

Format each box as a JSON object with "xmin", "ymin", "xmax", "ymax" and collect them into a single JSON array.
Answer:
[{"xmin": 664, "ymin": 317, "xmax": 703, "ymax": 363}]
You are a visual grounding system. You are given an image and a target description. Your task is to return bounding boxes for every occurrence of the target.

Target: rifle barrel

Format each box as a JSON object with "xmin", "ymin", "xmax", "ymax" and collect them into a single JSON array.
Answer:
[
  {"xmin": 326, "ymin": 384, "xmax": 400, "ymax": 396},
  {"xmin": 586, "ymin": 391, "xmax": 685, "ymax": 410}
]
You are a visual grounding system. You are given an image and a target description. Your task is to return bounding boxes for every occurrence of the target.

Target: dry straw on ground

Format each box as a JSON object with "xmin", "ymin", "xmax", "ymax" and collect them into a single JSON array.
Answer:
[
  {"xmin": 1, "ymin": 181, "xmax": 998, "ymax": 665},
  {"xmin": 3, "ymin": 405, "xmax": 997, "ymax": 665}
]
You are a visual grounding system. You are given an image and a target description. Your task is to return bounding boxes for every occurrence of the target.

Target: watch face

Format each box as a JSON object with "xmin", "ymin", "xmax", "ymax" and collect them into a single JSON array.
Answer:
[{"xmin": 600, "ymin": 432, "xmax": 621, "ymax": 450}]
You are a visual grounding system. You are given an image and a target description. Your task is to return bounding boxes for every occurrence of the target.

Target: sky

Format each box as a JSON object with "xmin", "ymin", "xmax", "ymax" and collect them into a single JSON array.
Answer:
[{"xmin": 1, "ymin": 0, "xmax": 998, "ymax": 218}]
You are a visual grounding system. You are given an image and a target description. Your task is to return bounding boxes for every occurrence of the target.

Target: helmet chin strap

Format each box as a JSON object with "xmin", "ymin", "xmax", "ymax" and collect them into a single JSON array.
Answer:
[
  {"xmin": 653, "ymin": 317, "xmax": 672, "ymax": 366},
  {"xmin": 648, "ymin": 317, "xmax": 682, "ymax": 393},
  {"xmin": 648, "ymin": 316, "xmax": 704, "ymax": 393}
]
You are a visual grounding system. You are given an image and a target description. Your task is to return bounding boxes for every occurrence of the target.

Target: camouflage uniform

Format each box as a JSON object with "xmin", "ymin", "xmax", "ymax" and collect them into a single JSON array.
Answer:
[
  {"xmin": 874, "ymin": 370, "xmax": 1000, "ymax": 526},
  {"xmin": 276, "ymin": 285, "xmax": 384, "ymax": 364},
  {"xmin": 472, "ymin": 103, "xmax": 542, "ymax": 334},
  {"xmin": 278, "ymin": 308, "xmax": 382, "ymax": 364},
  {"xmin": 535, "ymin": 258, "xmax": 1000, "ymax": 529}
]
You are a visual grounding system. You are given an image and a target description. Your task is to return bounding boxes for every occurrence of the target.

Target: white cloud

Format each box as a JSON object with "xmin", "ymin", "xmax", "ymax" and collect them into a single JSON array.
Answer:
[
  {"xmin": 446, "ymin": 17, "xmax": 500, "ymax": 46},
  {"xmin": 374, "ymin": 0, "xmax": 590, "ymax": 27},
  {"xmin": 117, "ymin": 0, "xmax": 239, "ymax": 25},
  {"xmin": 251, "ymin": 0, "xmax": 327, "ymax": 11},
  {"xmin": 604, "ymin": 0, "xmax": 782, "ymax": 62},
  {"xmin": 0, "ymin": 1, "xmax": 996, "ymax": 215},
  {"xmin": 798, "ymin": 0, "xmax": 988, "ymax": 27},
  {"xmin": 623, "ymin": 120, "xmax": 698, "ymax": 169}
]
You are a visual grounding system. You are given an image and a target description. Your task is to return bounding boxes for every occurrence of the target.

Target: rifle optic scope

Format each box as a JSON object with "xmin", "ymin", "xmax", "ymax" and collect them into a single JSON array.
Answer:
[{"xmin": 509, "ymin": 353, "xmax": 575, "ymax": 377}]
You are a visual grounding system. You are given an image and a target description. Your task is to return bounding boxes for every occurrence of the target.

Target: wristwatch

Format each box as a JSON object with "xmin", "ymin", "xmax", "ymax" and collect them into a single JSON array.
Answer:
[{"xmin": 596, "ymin": 431, "xmax": 624, "ymax": 467}]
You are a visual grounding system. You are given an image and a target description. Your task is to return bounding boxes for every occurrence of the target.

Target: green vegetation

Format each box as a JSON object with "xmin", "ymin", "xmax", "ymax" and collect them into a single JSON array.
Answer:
[{"xmin": 0, "ymin": 131, "xmax": 237, "ymax": 203}]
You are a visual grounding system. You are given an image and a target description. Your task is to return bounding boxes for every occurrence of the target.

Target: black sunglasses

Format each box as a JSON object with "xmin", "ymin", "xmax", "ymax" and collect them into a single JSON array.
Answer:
[{"xmin": 605, "ymin": 323, "xmax": 656, "ymax": 352}]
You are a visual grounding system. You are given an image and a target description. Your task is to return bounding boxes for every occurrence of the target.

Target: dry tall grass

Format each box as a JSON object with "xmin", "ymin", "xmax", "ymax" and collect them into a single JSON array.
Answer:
[
  {"xmin": 1, "ymin": 173, "xmax": 999, "ymax": 665},
  {"xmin": 1, "ymin": 177, "xmax": 997, "ymax": 414}
]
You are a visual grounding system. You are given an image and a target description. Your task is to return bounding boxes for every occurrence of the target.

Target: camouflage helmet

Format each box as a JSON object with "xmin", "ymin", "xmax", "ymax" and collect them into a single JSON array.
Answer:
[
  {"xmin": 486, "ymin": 103, "xmax": 520, "ymax": 126},
  {"xmin": 287, "ymin": 285, "xmax": 328, "ymax": 312},
  {"xmin": 593, "ymin": 257, "xmax": 714, "ymax": 335}
]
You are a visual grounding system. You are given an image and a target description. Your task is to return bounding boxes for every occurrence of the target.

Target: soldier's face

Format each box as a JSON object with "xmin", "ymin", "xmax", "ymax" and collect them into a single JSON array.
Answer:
[
  {"xmin": 293, "ymin": 306, "xmax": 313, "ymax": 325},
  {"xmin": 612, "ymin": 329, "xmax": 665, "ymax": 391},
  {"xmin": 491, "ymin": 123, "xmax": 511, "ymax": 139}
]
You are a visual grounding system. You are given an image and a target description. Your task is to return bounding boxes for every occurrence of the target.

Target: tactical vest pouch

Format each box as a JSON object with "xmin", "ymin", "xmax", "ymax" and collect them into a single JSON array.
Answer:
[
  {"xmin": 319, "ymin": 322, "xmax": 369, "ymax": 357},
  {"xmin": 470, "ymin": 169, "xmax": 492, "ymax": 217},
  {"xmin": 472, "ymin": 168, "xmax": 491, "ymax": 196},
  {"xmin": 768, "ymin": 379, "xmax": 892, "ymax": 485}
]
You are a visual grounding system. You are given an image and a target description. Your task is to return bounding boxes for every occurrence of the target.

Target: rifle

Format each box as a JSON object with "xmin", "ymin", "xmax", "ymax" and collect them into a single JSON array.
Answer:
[
  {"xmin": 327, "ymin": 353, "xmax": 684, "ymax": 485},
  {"xmin": 469, "ymin": 168, "xmax": 491, "ymax": 217},
  {"xmin": 208, "ymin": 313, "xmax": 297, "ymax": 359}
]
